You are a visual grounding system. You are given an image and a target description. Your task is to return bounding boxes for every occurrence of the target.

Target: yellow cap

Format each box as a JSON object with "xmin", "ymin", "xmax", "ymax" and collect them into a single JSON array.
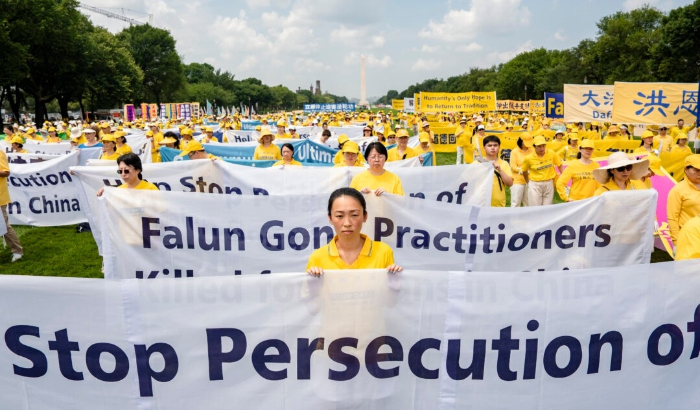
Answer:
[
  {"xmin": 533, "ymin": 136, "xmax": 547, "ymax": 146},
  {"xmin": 685, "ymin": 154, "xmax": 700, "ymax": 169},
  {"xmin": 11, "ymin": 136, "xmax": 24, "ymax": 145},
  {"xmin": 158, "ymin": 137, "xmax": 177, "ymax": 145},
  {"xmin": 396, "ymin": 129, "xmax": 409, "ymax": 138},
  {"xmin": 419, "ymin": 131, "xmax": 430, "ymax": 143},
  {"xmin": 641, "ymin": 130, "xmax": 655, "ymax": 139},
  {"xmin": 145, "ymin": 130, "xmax": 154, "ymax": 137},
  {"xmin": 181, "ymin": 128, "xmax": 193, "ymax": 136},
  {"xmin": 337, "ymin": 134, "xmax": 349, "ymax": 145},
  {"xmin": 257, "ymin": 128, "xmax": 274, "ymax": 143},
  {"xmin": 342, "ymin": 141, "xmax": 360, "ymax": 154},
  {"xmin": 205, "ymin": 126, "xmax": 213, "ymax": 132},
  {"xmin": 579, "ymin": 139, "xmax": 595, "ymax": 149},
  {"xmin": 179, "ymin": 140, "xmax": 204, "ymax": 156},
  {"xmin": 101, "ymin": 134, "xmax": 116, "ymax": 143}
]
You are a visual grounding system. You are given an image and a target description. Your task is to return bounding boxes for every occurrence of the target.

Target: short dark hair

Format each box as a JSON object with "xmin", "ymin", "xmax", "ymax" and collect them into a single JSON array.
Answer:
[
  {"xmin": 483, "ymin": 135, "xmax": 501, "ymax": 146},
  {"xmin": 327, "ymin": 187, "xmax": 366, "ymax": 216},
  {"xmin": 364, "ymin": 142, "xmax": 388, "ymax": 160},
  {"xmin": 117, "ymin": 153, "xmax": 144, "ymax": 180},
  {"xmin": 321, "ymin": 129, "xmax": 331, "ymax": 137},
  {"xmin": 281, "ymin": 143, "xmax": 294, "ymax": 153}
]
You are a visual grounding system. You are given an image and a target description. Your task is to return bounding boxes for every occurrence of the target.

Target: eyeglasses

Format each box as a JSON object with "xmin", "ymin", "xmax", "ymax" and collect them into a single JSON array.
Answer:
[
  {"xmin": 116, "ymin": 169, "xmax": 130, "ymax": 175},
  {"xmin": 659, "ymin": 128, "xmax": 667, "ymax": 131},
  {"xmin": 615, "ymin": 165, "xmax": 633, "ymax": 172},
  {"xmin": 187, "ymin": 151, "xmax": 196, "ymax": 158},
  {"xmin": 368, "ymin": 155, "xmax": 386, "ymax": 161}
]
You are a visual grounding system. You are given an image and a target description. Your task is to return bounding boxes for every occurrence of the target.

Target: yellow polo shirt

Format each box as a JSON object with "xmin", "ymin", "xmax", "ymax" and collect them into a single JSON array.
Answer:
[
  {"xmin": 675, "ymin": 215, "xmax": 700, "ymax": 260},
  {"xmin": 387, "ymin": 146, "xmax": 418, "ymax": 162},
  {"xmin": 557, "ymin": 145, "xmax": 579, "ymax": 162},
  {"xmin": 119, "ymin": 180, "xmax": 159, "ymax": 190},
  {"xmin": 116, "ymin": 144, "xmax": 132, "ymax": 156},
  {"xmin": 350, "ymin": 169, "xmax": 404, "ymax": 196},
  {"xmin": 100, "ymin": 151, "xmax": 121, "ymax": 161},
  {"xmin": 306, "ymin": 234, "xmax": 394, "ymax": 270},
  {"xmin": 491, "ymin": 159, "xmax": 512, "ymax": 207},
  {"xmin": 0, "ymin": 151, "xmax": 10, "ymax": 206},
  {"xmin": 555, "ymin": 160, "xmax": 600, "ymax": 202},
  {"xmin": 253, "ymin": 144, "xmax": 282, "ymax": 161},
  {"xmin": 667, "ymin": 178, "xmax": 700, "ymax": 244},
  {"xmin": 521, "ymin": 150, "xmax": 562, "ymax": 181},
  {"xmin": 273, "ymin": 159, "xmax": 303, "ymax": 166},
  {"xmin": 333, "ymin": 150, "xmax": 366, "ymax": 165}
]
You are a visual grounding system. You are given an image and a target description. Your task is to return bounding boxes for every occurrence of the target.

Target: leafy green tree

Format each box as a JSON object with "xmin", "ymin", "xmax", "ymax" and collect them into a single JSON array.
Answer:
[
  {"xmin": 117, "ymin": 24, "xmax": 185, "ymax": 104},
  {"xmin": 653, "ymin": 0, "xmax": 700, "ymax": 82}
]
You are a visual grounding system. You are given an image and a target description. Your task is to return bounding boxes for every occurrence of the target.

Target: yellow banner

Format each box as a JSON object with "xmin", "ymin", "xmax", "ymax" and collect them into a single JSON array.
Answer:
[
  {"xmin": 660, "ymin": 150, "xmax": 693, "ymax": 181},
  {"xmin": 414, "ymin": 93, "xmax": 421, "ymax": 113},
  {"xmin": 419, "ymin": 92, "xmax": 496, "ymax": 113},
  {"xmin": 496, "ymin": 100, "xmax": 529, "ymax": 112},
  {"xmin": 431, "ymin": 126, "xmax": 458, "ymax": 153},
  {"xmin": 612, "ymin": 82, "xmax": 699, "ymax": 125},
  {"xmin": 391, "ymin": 99, "xmax": 404, "ymax": 110},
  {"xmin": 529, "ymin": 100, "xmax": 545, "ymax": 116}
]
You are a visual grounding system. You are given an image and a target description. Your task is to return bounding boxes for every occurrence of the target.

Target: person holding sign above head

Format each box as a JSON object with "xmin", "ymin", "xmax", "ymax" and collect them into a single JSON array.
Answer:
[
  {"xmin": 670, "ymin": 118, "xmax": 695, "ymax": 139},
  {"xmin": 273, "ymin": 143, "xmax": 302, "ymax": 166},
  {"xmin": 482, "ymin": 136, "xmax": 513, "ymax": 207},
  {"xmin": 387, "ymin": 129, "xmax": 417, "ymax": 162},
  {"xmin": 252, "ymin": 128, "xmax": 282, "ymax": 161},
  {"xmin": 667, "ymin": 154, "xmax": 700, "ymax": 245},
  {"xmin": 350, "ymin": 142, "xmax": 404, "ymax": 196},
  {"xmin": 97, "ymin": 153, "xmax": 158, "ymax": 197},
  {"xmin": 99, "ymin": 135, "xmax": 120, "ymax": 161},
  {"xmin": 593, "ymin": 152, "xmax": 649, "ymax": 196},
  {"xmin": 555, "ymin": 139, "xmax": 600, "ymax": 202},
  {"xmin": 334, "ymin": 141, "xmax": 362, "ymax": 167},
  {"xmin": 521, "ymin": 136, "xmax": 562, "ymax": 206},
  {"xmin": 306, "ymin": 187, "xmax": 402, "ymax": 276}
]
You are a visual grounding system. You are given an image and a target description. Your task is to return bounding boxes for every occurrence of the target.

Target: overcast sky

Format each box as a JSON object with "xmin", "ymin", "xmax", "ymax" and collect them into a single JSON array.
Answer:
[{"xmin": 82, "ymin": 0, "xmax": 689, "ymax": 100}]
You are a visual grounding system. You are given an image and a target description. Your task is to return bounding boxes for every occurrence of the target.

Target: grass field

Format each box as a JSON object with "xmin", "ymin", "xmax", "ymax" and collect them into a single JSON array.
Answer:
[{"xmin": 0, "ymin": 151, "xmax": 672, "ymax": 278}]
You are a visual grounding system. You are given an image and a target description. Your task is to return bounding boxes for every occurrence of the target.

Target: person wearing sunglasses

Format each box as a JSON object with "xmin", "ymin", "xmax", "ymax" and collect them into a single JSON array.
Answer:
[
  {"xmin": 656, "ymin": 125, "xmax": 674, "ymax": 154},
  {"xmin": 97, "ymin": 153, "xmax": 158, "ymax": 196},
  {"xmin": 592, "ymin": 151, "xmax": 649, "ymax": 196}
]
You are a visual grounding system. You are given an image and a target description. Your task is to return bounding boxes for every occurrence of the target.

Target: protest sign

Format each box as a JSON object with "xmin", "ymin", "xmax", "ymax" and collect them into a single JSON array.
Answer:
[
  {"xmin": 529, "ymin": 99, "xmax": 545, "ymax": 116},
  {"xmin": 403, "ymin": 98, "xmax": 415, "ymax": 113},
  {"xmin": 98, "ymin": 189, "xmax": 654, "ymax": 278},
  {"xmin": 2, "ymin": 261, "xmax": 696, "ymax": 408},
  {"xmin": 392, "ymin": 99, "xmax": 404, "ymax": 110},
  {"xmin": 545, "ymin": 92, "xmax": 564, "ymax": 118},
  {"xmin": 612, "ymin": 82, "xmax": 699, "ymax": 125},
  {"xmin": 564, "ymin": 84, "xmax": 614, "ymax": 122},
  {"xmin": 418, "ymin": 92, "xmax": 496, "ymax": 113}
]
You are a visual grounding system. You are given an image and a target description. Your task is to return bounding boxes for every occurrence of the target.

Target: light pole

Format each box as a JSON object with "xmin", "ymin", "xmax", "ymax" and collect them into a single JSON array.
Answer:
[
  {"xmin": 524, "ymin": 84, "xmax": 527, "ymax": 100},
  {"xmin": 584, "ymin": 76, "xmax": 588, "ymax": 84}
]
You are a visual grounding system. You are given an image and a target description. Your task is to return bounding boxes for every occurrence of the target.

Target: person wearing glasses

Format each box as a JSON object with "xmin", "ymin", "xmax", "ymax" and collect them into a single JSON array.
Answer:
[
  {"xmin": 656, "ymin": 125, "xmax": 674, "ymax": 154},
  {"xmin": 97, "ymin": 153, "xmax": 158, "ymax": 196},
  {"xmin": 592, "ymin": 151, "xmax": 649, "ymax": 196},
  {"xmin": 350, "ymin": 142, "xmax": 404, "ymax": 196}
]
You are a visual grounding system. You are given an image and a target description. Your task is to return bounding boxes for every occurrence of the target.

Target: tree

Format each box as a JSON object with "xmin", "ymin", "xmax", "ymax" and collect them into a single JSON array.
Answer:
[
  {"xmin": 653, "ymin": 0, "xmax": 700, "ymax": 82},
  {"xmin": 270, "ymin": 85, "xmax": 298, "ymax": 110},
  {"xmin": 117, "ymin": 24, "xmax": 185, "ymax": 105}
]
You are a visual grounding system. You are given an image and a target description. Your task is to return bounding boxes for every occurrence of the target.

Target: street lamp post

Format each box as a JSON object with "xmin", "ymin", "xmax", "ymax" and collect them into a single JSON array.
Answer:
[{"xmin": 524, "ymin": 84, "xmax": 528, "ymax": 100}]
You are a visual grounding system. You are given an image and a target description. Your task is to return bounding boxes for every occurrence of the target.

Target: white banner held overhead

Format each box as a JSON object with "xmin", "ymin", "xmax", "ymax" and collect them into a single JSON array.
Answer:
[
  {"xmin": 563, "ymin": 84, "xmax": 615, "ymax": 123},
  {"xmin": 1, "ymin": 261, "xmax": 699, "ymax": 408},
  {"xmin": 99, "ymin": 189, "xmax": 655, "ymax": 279}
]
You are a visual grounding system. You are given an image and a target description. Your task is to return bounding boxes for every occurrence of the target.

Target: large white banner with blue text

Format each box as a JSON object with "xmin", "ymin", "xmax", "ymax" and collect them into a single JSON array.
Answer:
[
  {"xmin": 99, "ymin": 189, "xmax": 654, "ymax": 278},
  {"xmin": 1, "ymin": 261, "xmax": 698, "ymax": 408},
  {"xmin": 564, "ymin": 84, "xmax": 615, "ymax": 123}
]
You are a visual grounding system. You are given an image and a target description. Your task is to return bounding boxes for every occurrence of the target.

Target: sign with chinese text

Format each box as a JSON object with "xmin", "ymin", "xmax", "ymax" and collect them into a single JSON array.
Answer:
[
  {"xmin": 496, "ymin": 100, "xmax": 529, "ymax": 112},
  {"xmin": 529, "ymin": 100, "xmax": 545, "ymax": 116},
  {"xmin": 303, "ymin": 103, "xmax": 356, "ymax": 113},
  {"xmin": 123, "ymin": 104, "xmax": 135, "ymax": 122},
  {"xmin": 418, "ymin": 92, "xmax": 496, "ymax": 113},
  {"xmin": 612, "ymin": 82, "xmax": 699, "ymax": 125},
  {"xmin": 544, "ymin": 93, "xmax": 564, "ymax": 118},
  {"xmin": 564, "ymin": 84, "xmax": 614, "ymax": 122}
]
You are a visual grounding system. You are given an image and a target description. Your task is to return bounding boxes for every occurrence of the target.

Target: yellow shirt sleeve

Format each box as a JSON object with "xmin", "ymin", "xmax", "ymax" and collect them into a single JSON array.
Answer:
[{"xmin": 556, "ymin": 166, "xmax": 574, "ymax": 202}]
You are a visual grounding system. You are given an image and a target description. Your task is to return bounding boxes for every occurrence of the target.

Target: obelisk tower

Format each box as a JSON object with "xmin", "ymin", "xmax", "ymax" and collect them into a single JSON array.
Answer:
[{"xmin": 359, "ymin": 55, "xmax": 368, "ymax": 107}]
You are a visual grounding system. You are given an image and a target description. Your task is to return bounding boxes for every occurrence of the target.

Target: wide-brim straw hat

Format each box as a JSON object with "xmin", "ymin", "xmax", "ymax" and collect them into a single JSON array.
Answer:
[{"xmin": 592, "ymin": 151, "xmax": 649, "ymax": 184}]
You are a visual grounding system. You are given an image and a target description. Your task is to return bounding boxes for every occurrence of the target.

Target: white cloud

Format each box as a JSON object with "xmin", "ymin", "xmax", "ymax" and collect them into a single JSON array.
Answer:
[
  {"xmin": 211, "ymin": 11, "xmax": 272, "ymax": 58},
  {"xmin": 145, "ymin": 0, "xmax": 175, "ymax": 14},
  {"xmin": 330, "ymin": 25, "xmax": 385, "ymax": 48},
  {"xmin": 623, "ymin": 0, "xmax": 655, "ymax": 10},
  {"xmin": 421, "ymin": 44, "xmax": 441, "ymax": 53},
  {"xmin": 238, "ymin": 55, "xmax": 258, "ymax": 71},
  {"xmin": 411, "ymin": 58, "xmax": 441, "ymax": 71},
  {"xmin": 554, "ymin": 29, "xmax": 565, "ymax": 41},
  {"xmin": 343, "ymin": 52, "xmax": 393, "ymax": 68},
  {"xmin": 455, "ymin": 42, "xmax": 483, "ymax": 52},
  {"xmin": 295, "ymin": 58, "xmax": 331, "ymax": 72},
  {"xmin": 419, "ymin": 0, "xmax": 531, "ymax": 42},
  {"xmin": 486, "ymin": 40, "xmax": 533, "ymax": 63}
]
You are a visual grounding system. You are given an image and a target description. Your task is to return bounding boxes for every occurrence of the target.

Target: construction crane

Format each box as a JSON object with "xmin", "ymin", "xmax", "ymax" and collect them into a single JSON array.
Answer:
[{"xmin": 78, "ymin": 3, "xmax": 153, "ymax": 26}]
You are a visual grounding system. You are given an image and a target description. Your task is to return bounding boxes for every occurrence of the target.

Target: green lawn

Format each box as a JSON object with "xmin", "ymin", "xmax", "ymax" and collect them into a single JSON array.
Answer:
[{"xmin": 0, "ymin": 153, "xmax": 673, "ymax": 278}]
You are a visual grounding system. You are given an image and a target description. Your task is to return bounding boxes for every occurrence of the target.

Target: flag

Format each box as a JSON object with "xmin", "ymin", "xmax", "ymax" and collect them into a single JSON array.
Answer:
[{"xmin": 206, "ymin": 100, "xmax": 213, "ymax": 116}]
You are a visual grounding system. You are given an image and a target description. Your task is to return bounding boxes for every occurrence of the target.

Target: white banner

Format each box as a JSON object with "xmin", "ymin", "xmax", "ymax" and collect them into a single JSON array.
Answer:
[
  {"xmin": 563, "ymin": 84, "xmax": 615, "ymax": 122},
  {"xmin": 72, "ymin": 161, "xmax": 494, "ymax": 253},
  {"xmin": 404, "ymin": 97, "xmax": 415, "ymax": 113},
  {"xmin": 1, "ymin": 261, "xmax": 699, "ymax": 408},
  {"xmin": 7, "ymin": 149, "xmax": 101, "ymax": 167},
  {"xmin": 99, "ymin": 189, "xmax": 654, "ymax": 279},
  {"xmin": 1, "ymin": 140, "xmax": 73, "ymax": 156},
  {"xmin": 7, "ymin": 151, "xmax": 87, "ymax": 226}
]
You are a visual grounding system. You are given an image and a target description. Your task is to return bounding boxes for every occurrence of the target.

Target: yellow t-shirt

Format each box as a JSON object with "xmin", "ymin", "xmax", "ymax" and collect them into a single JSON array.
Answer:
[
  {"xmin": 46, "ymin": 136, "xmax": 62, "ymax": 143},
  {"xmin": 202, "ymin": 136, "xmax": 219, "ymax": 143},
  {"xmin": 333, "ymin": 150, "xmax": 366, "ymax": 165},
  {"xmin": 491, "ymin": 159, "xmax": 512, "ymax": 207},
  {"xmin": 658, "ymin": 135, "xmax": 674, "ymax": 153},
  {"xmin": 547, "ymin": 140, "xmax": 567, "ymax": 153},
  {"xmin": 521, "ymin": 150, "xmax": 562, "ymax": 181},
  {"xmin": 118, "ymin": 180, "xmax": 159, "ymax": 190},
  {"xmin": 306, "ymin": 234, "xmax": 394, "ymax": 270},
  {"xmin": 253, "ymin": 144, "xmax": 282, "ymax": 161},
  {"xmin": 667, "ymin": 178, "xmax": 700, "ymax": 244},
  {"xmin": 509, "ymin": 147, "xmax": 532, "ymax": 185},
  {"xmin": 675, "ymin": 215, "xmax": 700, "ymax": 260},
  {"xmin": 350, "ymin": 170, "xmax": 404, "ymax": 196},
  {"xmin": 593, "ymin": 179, "xmax": 647, "ymax": 196},
  {"xmin": 0, "ymin": 151, "xmax": 10, "ymax": 206},
  {"xmin": 555, "ymin": 160, "xmax": 601, "ymax": 202},
  {"xmin": 116, "ymin": 144, "xmax": 132, "ymax": 156},
  {"xmin": 273, "ymin": 159, "xmax": 303, "ymax": 166},
  {"xmin": 557, "ymin": 145, "xmax": 579, "ymax": 162},
  {"xmin": 387, "ymin": 146, "xmax": 418, "ymax": 162},
  {"xmin": 100, "ymin": 151, "xmax": 121, "ymax": 161},
  {"xmin": 415, "ymin": 146, "xmax": 437, "ymax": 166}
]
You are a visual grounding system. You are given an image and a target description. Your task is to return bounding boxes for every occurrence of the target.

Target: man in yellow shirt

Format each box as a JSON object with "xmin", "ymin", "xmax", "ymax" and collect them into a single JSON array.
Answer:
[
  {"xmin": 521, "ymin": 135, "xmax": 562, "ymax": 206},
  {"xmin": 667, "ymin": 154, "xmax": 700, "ymax": 244},
  {"xmin": 657, "ymin": 125, "xmax": 674, "ymax": 153},
  {"xmin": 482, "ymin": 136, "xmax": 513, "ymax": 207},
  {"xmin": 0, "ymin": 150, "xmax": 23, "ymax": 261},
  {"xmin": 670, "ymin": 118, "xmax": 696, "ymax": 139},
  {"xmin": 675, "ymin": 215, "xmax": 700, "ymax": 260},
  {"xmin": 455, "ymin": 117, "xmax": 468, "ymax": 164}
]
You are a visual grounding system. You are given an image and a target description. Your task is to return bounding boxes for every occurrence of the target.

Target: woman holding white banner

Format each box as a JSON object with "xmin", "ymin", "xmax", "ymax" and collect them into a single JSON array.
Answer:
[
  {"xmin": 253, "ymin": 128, "xmax": 281, "ymax": 161},
  {"xmin": 99, "ymin": 135, "xmax": 120, "ymax": 161},
  {"xmin": 307, "ymin": 187, "xmax": 402, "ymax": 275},
  {"xmin": 556, "ymin": 139, "xmax": 600, "ymax": 202},
  {"xmin": 350, "ymin": 142, "xmax": 404, "ymax": 196},
  {"xmin": 273, "ymin": 143, "xmax": 302, "ymax": 166},
  {"xmin": 333, "ymin": 141, "xmax": 362, "ymax": 167},
  {"xmin": 97, "ymin": 153, "xmax": 158, "ymax": 196},
  {"xmin": 387, "ymin": 129, "xmax": 417, "ymax": 162},
  {"xmin": 593, "ymin": 152, "xmax": 649, "ymax": 196}
]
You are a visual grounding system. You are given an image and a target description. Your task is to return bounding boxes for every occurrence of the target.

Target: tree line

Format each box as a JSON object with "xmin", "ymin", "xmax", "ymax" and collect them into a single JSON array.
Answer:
[
  {"xmin": 0, "ymin": 0, "xmax": 348, "ymax": 126},
  {"xmin": 377, "ymin": 2, "xmax": 700, "ymax": 105}
]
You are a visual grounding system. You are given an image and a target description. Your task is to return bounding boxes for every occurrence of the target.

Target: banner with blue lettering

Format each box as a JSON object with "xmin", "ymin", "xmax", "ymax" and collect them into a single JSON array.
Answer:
[
  {"xmin": 544, "ymin": 92, "xmax": 564, "ymax": 119},
  {"xmin": 303, "ymin": 103, "xmax": 356, "ymax": 113},
  {"xmin": 98, "ymin": 189, "xmax": 654, "ymax": 277},
  {"xmin": 564, "ymin": 84, "xmax": 614, "ymax": 122},
  {"xmin": 0, "ymin": 260, "xmax": 698, "ymax": 408}
]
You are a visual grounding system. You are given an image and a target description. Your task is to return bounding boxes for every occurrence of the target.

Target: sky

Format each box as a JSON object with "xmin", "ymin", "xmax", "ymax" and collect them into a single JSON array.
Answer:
[{"xmin": 81, "ymin": 0, "xmax": 690, "ymax": 101}]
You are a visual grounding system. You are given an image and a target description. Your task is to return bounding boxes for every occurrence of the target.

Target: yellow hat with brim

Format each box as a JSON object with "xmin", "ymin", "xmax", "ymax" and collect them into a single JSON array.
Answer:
[
  {"xmin": 396, "ymin": 129, "xmax": 409, "ymax": 138},
  {"xmin": 676, "ymin": 133, "xmax": 688, "ymax": 140},
  {"xmin": 579, "ymin": 139, "xmax": 595, "ymax": 149},
  {"xmin": 342, "ymin": 141, "xmax": 360, "ymax": 154},
  {"xmin": 685, "ymin": 154, "xmax": 700, "ymax": 169},
  {"xmin": 158, "ymin": 137, "xmax": 177, "ymax": 145},
  {"xmin": 205, "ymin": 126, "xmax": 213, "ymax": 132},
  {"xmin": 592, "ymin": 152, "xmax": 649, "ymax": 184},
  {"xmin": 533, "ymin": 136, "xmax": 547, "ymax": 146},
  {"xmin": 11, "ymin": 136, "xmax": 24, "ymax": 144},
  {"xmin": 48, "ymin": 127, "xmax": 57, "ymax": 132},
  {"xmin": 337, "ymin": 134, "xmax": 349, "ymax": 145},
  {"xmin": 101, "ymin": 134, "xmax": 116, "ymax": 143},
  {"xmin": 181, "ymin": 128, "xmax": 193, "ymax": 136},
  {"xmin": 568, "ymin": 133, "xmax": 579, "ymax": 141},
  {"xmin": 386, "ymin": 129, "xmax": 396, "ymax": 138},
  {"xmin": 179, "ymin": 140, "xmax": 205, "ymax": 156},
  {"xmin": 419, "ymin": 132, "xmax": 430, "ymax": 143},
  {"xmin": 257, "ymin": 129, "xmax": 274, "ymax": 143},
  {"xmin": 145, "ymin": 130, "xmax": 154, "ymax": 137},
  {"xmin": 641, "ymin": 130, "xmax": 655, "ymax": 139}
]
